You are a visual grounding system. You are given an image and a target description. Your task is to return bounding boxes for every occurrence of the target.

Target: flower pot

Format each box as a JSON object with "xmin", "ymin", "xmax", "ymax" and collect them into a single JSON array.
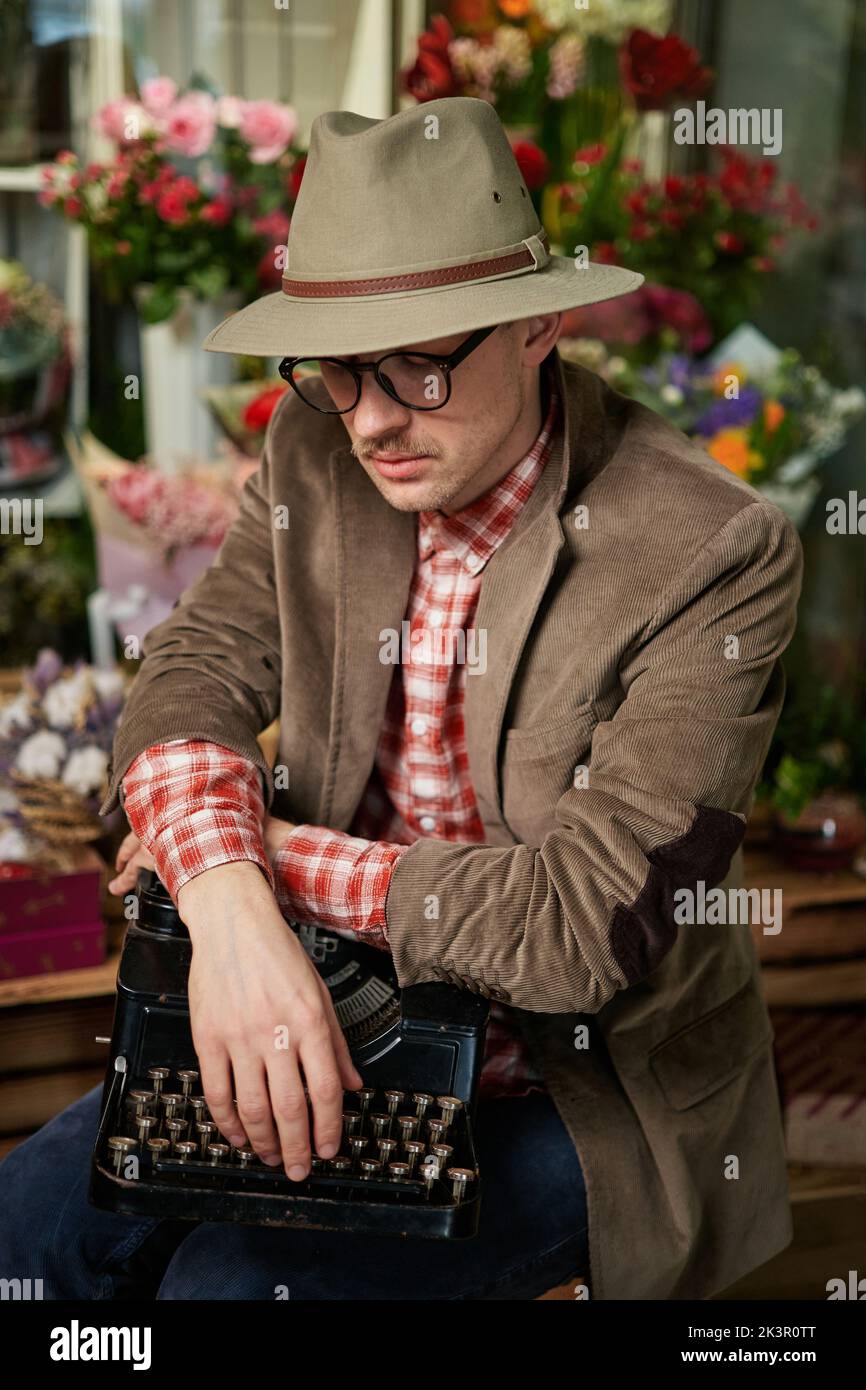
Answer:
[
  {"xmin": 773, "ymin": 792, "xmax": 866, "ymax": 872},
  {"xmin": 134, "ymin": 287, "xmax": 241, "ymax": 472}
]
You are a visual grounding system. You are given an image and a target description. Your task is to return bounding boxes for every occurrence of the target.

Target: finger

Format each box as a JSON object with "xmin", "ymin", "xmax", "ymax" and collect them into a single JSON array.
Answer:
[
  {"xmin": 315, "ymin": 972, "xmax": 363, "ymax": 1092},
  {"xmin": 231, "ymin": 1052, "xmax": 283, "ymax": 1164},
  {"xmin": 297, "ymin": 1024, "xmax": 346, "ymax": 1163},
  {"xmin": 108, "ymin": 849, "xmax": 152, "ymax": 896},
  {"xmin": 197, "ymin": 1044, "xmax": 247, "ymax": 1149},
  {"xmin": 266, "ymin": 1052, "xmax": 316, "ymax": 1179},
  {"xmin": 114, "ymin": 830, "xmax": 140, "ymax": 872}
]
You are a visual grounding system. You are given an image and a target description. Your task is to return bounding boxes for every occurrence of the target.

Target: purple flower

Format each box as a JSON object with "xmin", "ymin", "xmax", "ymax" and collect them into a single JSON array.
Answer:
[
  {"xmin": 693, "ymin": 385, "xmax": 763, "ymax": 435},
  {"xmin": 27, "ymin": 648, "xmax": 63, "ymax": 694}
]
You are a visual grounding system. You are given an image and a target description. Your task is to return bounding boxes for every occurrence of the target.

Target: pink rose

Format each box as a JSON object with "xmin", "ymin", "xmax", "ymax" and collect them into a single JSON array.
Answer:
[
  {"xmin": 239, "ymin": 100, "xmax": 297, "ymax": 164},
  {"xmin": 164, "ymin": 94, "xmax": 217, "ymax": 158},
  {"xmin": 217, "ymin": 96, "xmax": 245, "ymax": 129},
  {"xmin": 140, "ymin": 76, "xmax": 178, "ymax": 117}
]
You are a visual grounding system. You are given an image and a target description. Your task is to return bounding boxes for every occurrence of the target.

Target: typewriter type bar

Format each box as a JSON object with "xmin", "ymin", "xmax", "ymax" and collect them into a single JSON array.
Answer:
[{"xmin": 91, "ymin": 1061, "xmax": 481, "ymax": 1239}]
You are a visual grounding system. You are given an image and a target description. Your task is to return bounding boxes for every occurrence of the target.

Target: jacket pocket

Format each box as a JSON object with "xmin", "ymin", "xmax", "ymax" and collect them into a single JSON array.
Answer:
[
  {"xmin": 501, "ymin": 701, "xmax": 598, "ymax": 837},
  {"xmin": 648, "ymin": 982, "xmax": 774, "ymax": 1112}
]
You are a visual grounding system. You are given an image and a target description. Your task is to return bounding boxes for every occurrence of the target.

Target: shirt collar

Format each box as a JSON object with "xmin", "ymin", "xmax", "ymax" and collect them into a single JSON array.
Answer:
[{"xmin": 417, "ymin": 372, "xmax": 561, "ymax": 577}]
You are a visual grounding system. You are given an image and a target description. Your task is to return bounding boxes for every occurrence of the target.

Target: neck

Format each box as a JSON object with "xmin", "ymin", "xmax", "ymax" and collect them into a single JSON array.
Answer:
[{"xmin": 441, "ymin": 364, "xmax": 548, "ymax": 515}]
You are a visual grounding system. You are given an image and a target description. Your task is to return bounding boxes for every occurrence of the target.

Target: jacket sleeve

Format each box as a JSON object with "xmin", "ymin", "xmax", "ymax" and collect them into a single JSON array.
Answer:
[
  {"xmin": 98, "ymin": 393, "xmax": 291, "ymax": 819},
  {"xmin": 383, "ymin": 501, "xmax": 803, "ymax": 1013}
]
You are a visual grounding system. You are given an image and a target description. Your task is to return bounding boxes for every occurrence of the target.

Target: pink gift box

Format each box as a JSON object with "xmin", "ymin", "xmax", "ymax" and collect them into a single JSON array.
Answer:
[
  {"xmin": 96, "ymin": 533, "xmax": 219, "ymax": 644},
  {"xmin": 0, "ymin": 918, "xmax": 106, "ymax": 979},
  {"xmin": 0, "ymin": 848, "xmax": 104, "ymax": 937}
]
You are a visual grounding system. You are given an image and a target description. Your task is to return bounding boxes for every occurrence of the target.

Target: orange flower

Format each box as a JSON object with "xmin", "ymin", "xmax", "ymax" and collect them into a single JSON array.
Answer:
[
  {"xmin": 712, "ymin": 361, "xmax": 745, "ymax": 396},
  {"xmin": 704, "ymin": 428, "xmax": 761, "ymax": 478},
  {"xmin": 497, "ymin": 0, "xmax": 532, "ymax": 17},
  {"xmin": 763, "ymin": 398, "xmax": 785, "ymax": 434}
]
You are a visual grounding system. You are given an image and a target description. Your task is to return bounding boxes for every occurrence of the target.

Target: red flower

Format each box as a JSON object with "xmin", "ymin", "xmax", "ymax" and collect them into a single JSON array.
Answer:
[
  {"xmin": 242, "ymin": 385, "xmax": 288, "ymax": 431},
  {"xmin": 620, "ymin": 29, "xmax": 712, "ymax": 112},
  {"xmin": 288, "ymin": 154, "xmax": 307, "ymax": 201},
  {"xmin": 200, "ymin": 197, "xmax": 233, "ymax": 226},
  {"xmin": 402, "ymin": 15, "xmax": 462, "ymax": 103},
  {"xmin": 714, "ymin": 229, "xmax": 746, "ymax": 254},
  {"xmin": 592, "ymin": 241, "xmax": 619, "ymax": 264},
  {"xmin": 573, "ymin": 142, "xmax": 607, "ymax": 168},
  {"xmin": 510, "ymin": 140, "xmax": 549, "ymax": 191},
  {"xmin": 156, "ymin": 188, "xmax": 194, "ymax": 225}
]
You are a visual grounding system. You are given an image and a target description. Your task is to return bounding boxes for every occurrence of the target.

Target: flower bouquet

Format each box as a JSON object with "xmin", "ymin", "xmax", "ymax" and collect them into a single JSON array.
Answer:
[
  {"xmin": 202, "ymin": 379, "xmax": 289, "ymax": 458},
  {"xmin": 68, "ymin": 429, "xmax": 244, "ymax": 647},
  {"xmin": 39, "ymin": 77, "xmax": 306, "ymax": 324},
  {"xmin": 0, "ymin": 259, "xmax": 72, "ymax": 488},
  {"xmin": 558, "ymin": 326, "xmax": 865, "ymax": 525},
  {"xmin": 0, "ymin": 651, "xmax": 128, "ymax": 976}
]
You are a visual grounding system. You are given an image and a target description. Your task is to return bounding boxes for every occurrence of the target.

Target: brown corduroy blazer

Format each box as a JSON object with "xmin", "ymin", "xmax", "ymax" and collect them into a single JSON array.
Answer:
[{"xmin": 101, "ymin": 349, "xmax": 803, "ymax": 1300}]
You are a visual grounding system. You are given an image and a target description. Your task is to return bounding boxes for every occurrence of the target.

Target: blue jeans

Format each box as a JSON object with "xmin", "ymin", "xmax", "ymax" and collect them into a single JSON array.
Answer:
[{"xmin": 0, "ymin": 1085, "xmax": 588, "ymax": 1300}]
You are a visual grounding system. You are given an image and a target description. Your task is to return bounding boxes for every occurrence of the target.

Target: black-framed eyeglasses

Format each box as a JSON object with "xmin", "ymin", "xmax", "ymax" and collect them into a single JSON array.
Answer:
[{"xmin": 278, "ymin": 324, "xmax": 499, "ymax": 414}]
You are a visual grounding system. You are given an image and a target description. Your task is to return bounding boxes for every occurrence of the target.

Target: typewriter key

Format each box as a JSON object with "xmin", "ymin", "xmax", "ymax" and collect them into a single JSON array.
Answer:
[
  {"xmin": 356, "ymin": 1088, "xmax": 375, "ymax": 1122},
  {"xmin": 446, "ymin": 1167, "xmax": 475, "ymax": 1203},
  {"xmin": 175, "ymin": 1141, "xmax": 198, "ymax": 1163},
  {"xmin": 207, "ymin": 1143, "xmax": 230, "ymax": 1166},
  {"xmin": 349, "ymin": 1136, "xmax": 368, "ymax": 1168},
  {"xmin": 378, "ymin": 1138, "xmax": 396, "ymax": 1163},
  {"xmin": 236, "ymin": 1148, "xmax": 255, "ymax": 1170},
  {"xmin": 426, "ymin": 1119, "xmax": 447, "ymax": 1146},
  {"xmin": 146, "ymin": 1137, "xmax": 170, "ymax": 1161},
  {"xmin": 176, "ymin": 1069, "xmax": 199, "ymax": 1098},
  {"xmin": 330, "ymin": 1157, "xmax": 352, "ymax": 1175},
  {"xmin": 128, "ymin": 1089, "xmax": 155, "ymax": 1118},
  {"xmin": 196, "ymin": 1121, "xmax": 217, "ymax": 1156},
  {"xmin": 403, "ymin": 1141, "xmax": 424, "ymax": 1175},
  {"xmin": 165, "ymin": 1118, "xmax": 187, "ymax": 1153},
  {"xmin": 342, "ymin": 1111, "xmax": 360, "ymax": 1139},
  {"xmin": 147, "ymin": 1066, "xmax": 170, "ymax": 1098},
  {"xmin": 136, "ymin": 1115, "xmax": 157, "ymax": 1145},
  {"xmin": 188, "ymin": 1096, "xmax": 207, "ymax": 1123},
  {"xmin": 384, "ymin": 1089, "xmax": 404, "ymax": 1118},
  {"xmin": 161, "ymin": 1093, "xmax": 186, "ymax": 1123},
  {"xmin": 412, "ymin": 1092, "xmax": 433, "ymax": 1119},
  {"xmin": 437, "ymin": 1096, "xmax": 463, "ymax": 1130},
  {"xmin": 107, "ymin": 1136, "xmax": 137, "ymax": 1175},
  {"xmin": 388, "ymin": 1162, "xmax": 411, "ymax": 1182},
  {"xmin": 359, "ymin": 1159, "xmax": 381, "ymax": 1179},
  {"xmin": 397, "ymin": 1115, "xmax": 418, "ymax": 1143},
  {"xmin": 370, "ymin": 1113, "xmax": 390, "ymax": 1140},
  {"xmin": 430, "ymin": 1144, "xmax": 453, "ymax": 1168}
]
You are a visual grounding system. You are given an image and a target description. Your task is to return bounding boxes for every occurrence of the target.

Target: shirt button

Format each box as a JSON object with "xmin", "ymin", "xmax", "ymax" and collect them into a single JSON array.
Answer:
[
  {"xmin": 410, "ymin": 717, "xmax": 428, "ymax": 736},
  {"xmin": 413, "ymin": 776, "xmax": 437, "ymax": 799},
  {"xmin": 419, "ymin": 815, "xmax": 437, "ymax": 832}
]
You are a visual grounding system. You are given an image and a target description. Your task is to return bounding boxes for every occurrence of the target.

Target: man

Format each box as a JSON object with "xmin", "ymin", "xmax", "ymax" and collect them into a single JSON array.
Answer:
[{"xmin": 0, "ymin": 98, "xmax": 801, "ymax": 1300}]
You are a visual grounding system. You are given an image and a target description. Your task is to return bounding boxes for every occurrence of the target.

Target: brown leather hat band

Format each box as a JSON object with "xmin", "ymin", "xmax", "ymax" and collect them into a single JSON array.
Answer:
[{"xmin": 281, "ymin": 233, "xmax": 550, "ymax": 299}]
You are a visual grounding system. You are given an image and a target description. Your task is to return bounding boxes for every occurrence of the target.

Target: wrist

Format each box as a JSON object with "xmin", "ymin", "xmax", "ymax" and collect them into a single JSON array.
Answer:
[{"xmin": 178, "ymin": 859, "xmax": 274, "ymax": 935}]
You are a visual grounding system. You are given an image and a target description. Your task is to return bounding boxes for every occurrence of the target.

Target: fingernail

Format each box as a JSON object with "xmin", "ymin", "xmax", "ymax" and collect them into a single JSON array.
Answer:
[
  {"xmin": 288, "ymin": 1165, "xmax": 307, "ymax": 1181},
  {"xmin": 229, "ymin": 1134, "xmax": 246, "ymax": 1147},
  {"xmin": 262, "ymin": 1153, "xmax": 282, "ymax": 1166},
  {"xmin": 318, "ymin": 1143, "xmax": 337, "ymax": 1159}
]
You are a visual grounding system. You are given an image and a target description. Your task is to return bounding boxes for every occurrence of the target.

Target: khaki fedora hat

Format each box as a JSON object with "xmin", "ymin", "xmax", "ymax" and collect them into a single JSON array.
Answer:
[{"xmin": 202, "ymin": 96, "xmax": 643, "ymax": 359}]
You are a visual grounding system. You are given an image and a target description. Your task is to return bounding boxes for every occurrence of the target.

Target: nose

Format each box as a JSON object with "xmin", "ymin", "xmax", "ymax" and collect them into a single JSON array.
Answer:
[{"xmin": 350, "ymin": 370, "xmax": 413, "ymax": 439}]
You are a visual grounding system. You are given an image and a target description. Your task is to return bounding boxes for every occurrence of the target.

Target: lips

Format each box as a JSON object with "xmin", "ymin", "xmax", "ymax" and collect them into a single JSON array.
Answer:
[{"xmin": 369, "ymin": 453, "xmax": 429, "ymax": 480}]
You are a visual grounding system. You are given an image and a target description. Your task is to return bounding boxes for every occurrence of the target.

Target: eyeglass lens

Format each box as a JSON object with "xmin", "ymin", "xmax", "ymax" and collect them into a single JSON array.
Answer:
[{"xmin": 289, "ymin": 354, "xmax": 449, "ymax": 412}]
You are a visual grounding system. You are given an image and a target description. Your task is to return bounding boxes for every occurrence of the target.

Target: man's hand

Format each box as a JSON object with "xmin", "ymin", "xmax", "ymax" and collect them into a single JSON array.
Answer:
[
  {"xmin": 177, "ymin": 861, "xmax": 363, "ymax": 1179},
  {"xmin": 108, "ymin": 830, "xmax": 155, "ymax": 896}
]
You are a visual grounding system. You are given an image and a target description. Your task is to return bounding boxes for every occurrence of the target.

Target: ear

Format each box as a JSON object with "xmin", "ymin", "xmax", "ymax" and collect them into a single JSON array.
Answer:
[{"xmin": 522, "ymin": 313, "xmax": 562, "ymax": 367}]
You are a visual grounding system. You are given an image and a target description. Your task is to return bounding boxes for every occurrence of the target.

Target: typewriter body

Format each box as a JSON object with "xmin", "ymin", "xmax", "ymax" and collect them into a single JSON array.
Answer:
[{"xmin": 90, "ymin": 869, "xmax": 489, "ymax": 1238}]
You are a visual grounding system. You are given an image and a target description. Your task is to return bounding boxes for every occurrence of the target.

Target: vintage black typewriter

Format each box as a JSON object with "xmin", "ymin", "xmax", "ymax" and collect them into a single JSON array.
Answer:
[{"xmin": 90, "ymin": 868, "xmax": 489, "ymax": 1238}]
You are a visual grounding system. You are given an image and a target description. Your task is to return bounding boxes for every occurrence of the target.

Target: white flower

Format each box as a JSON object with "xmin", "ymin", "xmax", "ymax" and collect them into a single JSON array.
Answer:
[
  {"xmin": 91, "ymin": 668, "xmax": 124, "ymax": 703},
  {"xmin": 607, "ymin": 356, "xmax": 629, "ymax": 379},
  {"xmin": 217, "ymin": 95, "xmax": 245, "ymax": 129},
  {"xmin": 42, "ymin": 669, "xmax": 92, "ymax": 730},
  {"xmin": 0, "ymin": 693, "xmax": 33, "ymax": 737},
  {"xmin": 0, "ymin": 827, "xmax": 31, "ymax": 862},
  {"xmin": 15, "ymin": 730, "xmax": 67, "ymax": 779},
  {"xmin": 61, "ymin": 746, "xmax": 109, "ymax": 797},
  {"xmin": 660, "ymin": 384, "xmax": 685, "ymax": 405},
  {"xmin": 0, "ymin": 787, "xmax": 19, "ymax": 814},
  {"xmin": 536, "ymin": 0, "xmax": 671, "ymax": 41}
]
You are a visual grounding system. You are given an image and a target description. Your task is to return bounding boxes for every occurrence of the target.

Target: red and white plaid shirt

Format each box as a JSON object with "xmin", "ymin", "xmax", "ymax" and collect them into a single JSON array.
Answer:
[{"xmin": 123, "ymin": 382, "xmax": 560, "ymax": 1100}]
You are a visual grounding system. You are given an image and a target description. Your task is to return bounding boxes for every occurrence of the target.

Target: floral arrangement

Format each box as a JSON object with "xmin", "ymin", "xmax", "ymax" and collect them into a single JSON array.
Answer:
[
  {"xmin": 88, "ymin": 457, "xmax": 241, "ymax": 556},
  {"xmin": 0, "ymin": 259, "xmax": 71, "ymax": 432},
  {"xmin": 0, "ymin": 650, "xmax": 126, "ymax": 869},
  {"xmin": 559, "ymin": 336, "xmax": 865, "ymax": 503},
  {"xmin": 203, "ymin": 379, "xmax": 289, "ymax": 456},
  {"xmin": 39, "ymin": 77, "xmax": 306, "ymax": 323},
  {"xmin": 554, "ymin": 145, "xmax": 816, "ymax": 342}
]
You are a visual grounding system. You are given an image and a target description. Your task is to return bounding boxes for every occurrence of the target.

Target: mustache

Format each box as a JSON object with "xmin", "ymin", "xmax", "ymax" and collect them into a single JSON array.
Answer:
[{"xmin": 351, "ymin": 436, "xmax": 442, "ymax": 461}]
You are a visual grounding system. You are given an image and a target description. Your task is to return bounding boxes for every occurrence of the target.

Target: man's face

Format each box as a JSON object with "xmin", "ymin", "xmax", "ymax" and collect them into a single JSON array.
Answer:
[{"xmin": 331, "ymin": 321, "xmax": 529, "ymax": 514}]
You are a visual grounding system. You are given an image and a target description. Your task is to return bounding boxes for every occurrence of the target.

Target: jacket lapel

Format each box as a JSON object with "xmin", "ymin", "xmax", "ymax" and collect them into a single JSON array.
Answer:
[{"xmin": 320, "ymin": 447, "xmax": 416, "ymax": 827}]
